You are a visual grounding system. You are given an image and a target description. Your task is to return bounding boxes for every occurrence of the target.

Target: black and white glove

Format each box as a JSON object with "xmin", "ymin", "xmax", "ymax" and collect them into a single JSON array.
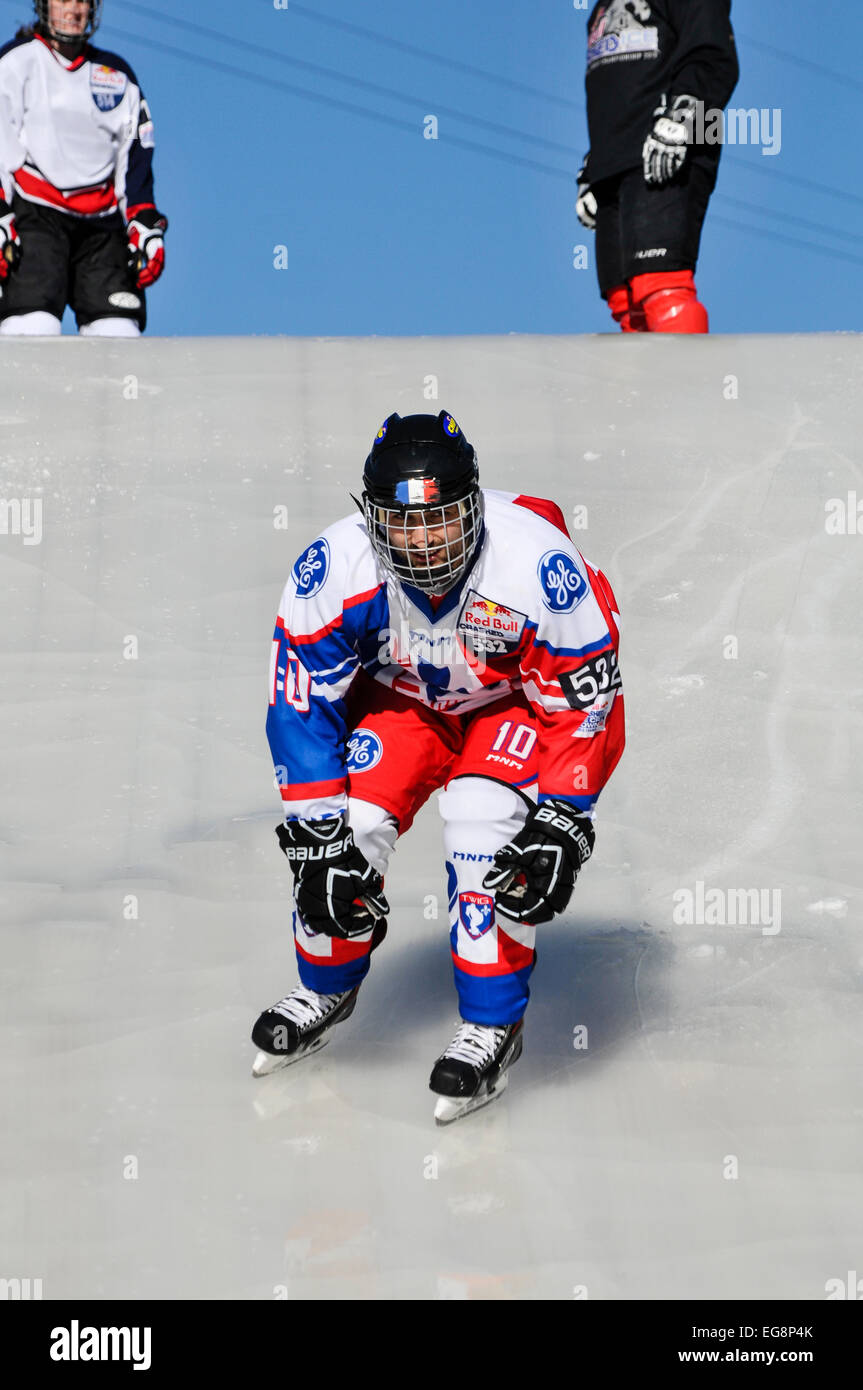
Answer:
[
  {"xmin": 642, "ymin": 94, "xmax": 699, "ymax": 185},
  {"xmin": 276, "ymin": 817, "xmax": 390, "ymax": 939},
  {"xmin": 482, "ymin": 799, "xmax": 595, "ymax": 926},
  {"xmin": 575, "ymin": 159, "xmax": 597, "ymax": 231},
  {"xmin": 0, "ymin": 198, "xmax": 21, "ymax": 280}
]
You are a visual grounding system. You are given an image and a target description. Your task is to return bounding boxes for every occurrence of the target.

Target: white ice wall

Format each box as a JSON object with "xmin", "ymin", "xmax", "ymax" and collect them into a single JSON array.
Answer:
[{"xmin": 1, "ymin": 333, "xmax": 861, "ymax": 1299}]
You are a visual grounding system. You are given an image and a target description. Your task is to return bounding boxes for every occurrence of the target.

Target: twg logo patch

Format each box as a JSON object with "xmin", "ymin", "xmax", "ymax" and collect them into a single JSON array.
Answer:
[
  {"xmin": 459, "ymin": 891, "xmax": 495, "ymax": 939},
  {"xmin": 538, "ymin": 551, "xmax": 588, "ymax": 613},
  {"xmin": 90, "ymin": 65, "xmax": 127, "ymax": 112},
  {"xmin": 346, "ymin": 729, "xmax": 383, "ymax": 773},
  {"xmin": 292, "ymin": 538, "xmax": 330, "ymax": 598}
]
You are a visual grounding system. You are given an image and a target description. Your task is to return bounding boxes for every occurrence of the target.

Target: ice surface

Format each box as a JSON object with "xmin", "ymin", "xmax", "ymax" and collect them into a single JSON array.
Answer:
[{"xmin": 1, "ymin": 333, "xmax": 861, "ymax": 1300}]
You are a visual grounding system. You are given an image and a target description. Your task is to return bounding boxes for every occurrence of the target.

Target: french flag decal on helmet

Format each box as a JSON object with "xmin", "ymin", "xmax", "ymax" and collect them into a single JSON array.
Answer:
[{"xmin": 395, "ymin": 477, "xmax": 442, "ymax": 505}]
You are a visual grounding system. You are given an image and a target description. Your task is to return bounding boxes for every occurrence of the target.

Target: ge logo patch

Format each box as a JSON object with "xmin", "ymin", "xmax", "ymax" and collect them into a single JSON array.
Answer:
[
  {"xmin": 538, "ymin": 550, "xmax": 588, "ymax": 613},
  {"xmin": 346, "ymin": 729, "xmax": 383, "ymax": 773},
  {"xmin": 90, "ymin": 65, "xmax": 127, "ymax": 111},
  {"xmin": 459, "ymin": 891, "xmax": 495, "ymax": 939},
  {"xmin": 292, "ymin": 538, "xmax": 330, "ymax": 598}
]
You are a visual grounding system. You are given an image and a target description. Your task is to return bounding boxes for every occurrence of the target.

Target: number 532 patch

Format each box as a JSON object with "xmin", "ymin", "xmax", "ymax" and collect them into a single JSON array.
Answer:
[{"xmin": 558, "ymin": 650, "xmax": 622, "ymax": 731}]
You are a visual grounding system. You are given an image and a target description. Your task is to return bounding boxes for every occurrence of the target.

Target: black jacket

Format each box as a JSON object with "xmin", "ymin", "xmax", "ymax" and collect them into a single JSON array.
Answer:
[{"xmin": 584, "ymin": 0, "xmax": 739, "ymax": 183}]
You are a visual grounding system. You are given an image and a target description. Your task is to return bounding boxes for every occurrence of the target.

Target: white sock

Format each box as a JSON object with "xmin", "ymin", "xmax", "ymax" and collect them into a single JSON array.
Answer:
[
  {"xmin": 0, "ymin": 311, "xmax": 62, "ymax": 335},
  {"xmin": 79, "ymin": 317, "xmax": 141, "ymax": 338}
]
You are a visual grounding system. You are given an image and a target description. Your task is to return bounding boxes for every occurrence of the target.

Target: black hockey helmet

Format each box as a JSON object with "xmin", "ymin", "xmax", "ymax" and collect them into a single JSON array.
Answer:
[
  {"xmin": 361, "ymin": 411, "xmax": 483, "ymax": 594},
  {"xmin": 34, "ymin": 0, "xmax": 102, "ymax": 44}
]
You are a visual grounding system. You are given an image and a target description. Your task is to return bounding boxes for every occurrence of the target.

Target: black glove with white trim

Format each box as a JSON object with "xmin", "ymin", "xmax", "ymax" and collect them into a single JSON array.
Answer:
[
  {"xmin": 482, "ymin": 799, "xmax": 595, "ymax": 926},
  {"xmin": 642, "ymin": 93, "xmax": 699, "ymax": 185},
  {"xmin": 575, "ymin": 158, "xmax": 597, "ymax": 231},
  {"xmin": 276, "ymin": 817, "xmax": 389, "ymax": 938}
]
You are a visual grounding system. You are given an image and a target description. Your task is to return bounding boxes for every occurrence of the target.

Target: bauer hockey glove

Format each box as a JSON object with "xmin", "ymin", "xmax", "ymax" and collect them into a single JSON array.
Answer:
[
  {"xmin": 0, "ymin": 199, "xmax": 21, "ymax": 280},
  {"xmin": 575, "ymin": 159, "xmax": 597, "ymax": 231},
  {"xmin": 276, "ymin": 817, "xmax": 390, "ymax": 939},
  {"xmin": 642, "ymin": 94, "xmax": 699, "ymax": 185},
  {"xmin": 482, "ymin": 799, "xmax": 595, "ymax": 926},
  {"xmin": 126, "ymin": 207, "xmax": 168, "ymax": 289}
]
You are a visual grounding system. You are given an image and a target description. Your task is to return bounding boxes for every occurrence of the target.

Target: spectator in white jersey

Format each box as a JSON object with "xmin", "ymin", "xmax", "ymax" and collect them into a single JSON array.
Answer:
[{"xmin": 0, "ymin": 1, "xmax": 167, "ymax": 336}]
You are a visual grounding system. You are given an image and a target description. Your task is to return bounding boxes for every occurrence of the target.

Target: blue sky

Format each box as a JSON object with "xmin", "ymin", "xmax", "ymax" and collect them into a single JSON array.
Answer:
[{"xmin": 4, "ymin": 0, "xmax": 861, "ymax": 334}]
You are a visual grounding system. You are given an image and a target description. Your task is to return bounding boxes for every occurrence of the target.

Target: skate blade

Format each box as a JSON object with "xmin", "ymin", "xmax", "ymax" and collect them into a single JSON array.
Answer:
[
  {"xmin": 251, "ymin": 1035, "xmax": 329, "ymax": 1077},
  {"xmin": 433, "ymin": 1071, "xmax": 509, "ymax": 1126}
]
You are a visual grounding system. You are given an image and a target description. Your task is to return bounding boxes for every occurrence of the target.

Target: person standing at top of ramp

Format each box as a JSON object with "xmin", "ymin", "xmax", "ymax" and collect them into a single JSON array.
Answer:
[
  {"xmin": 576, "ymin": 0, "xmax": 738, "ymax": 333},
  {"xmin": 0, "ymin": 1, "xmax": 168, "ymax": 336}
]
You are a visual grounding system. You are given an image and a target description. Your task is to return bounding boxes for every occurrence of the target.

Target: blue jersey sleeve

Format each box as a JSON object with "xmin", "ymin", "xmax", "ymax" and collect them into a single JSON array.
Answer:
[{"xmin": 266, "ymin": 533, "xmax": 387, "ymax": 820}]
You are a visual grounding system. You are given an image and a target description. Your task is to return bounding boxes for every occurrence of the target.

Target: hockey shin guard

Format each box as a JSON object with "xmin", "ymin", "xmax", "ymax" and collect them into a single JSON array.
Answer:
[{"xmin": 439, "ymin": 777, "xmax": 536, "ymax": 1026}]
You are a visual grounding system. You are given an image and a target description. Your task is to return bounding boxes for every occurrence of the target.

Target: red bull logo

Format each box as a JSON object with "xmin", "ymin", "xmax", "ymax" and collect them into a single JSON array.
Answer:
[
  {"xmin": 460, "ymin": 595, "xmax": 521, "ymax": 635},
  {"xmin": 457, "ymin": 591, "xmax": 527, "ymax": 649},
  {"xmin": 93, "ymin": 65, "xmax": 124, "ymax": 86}
]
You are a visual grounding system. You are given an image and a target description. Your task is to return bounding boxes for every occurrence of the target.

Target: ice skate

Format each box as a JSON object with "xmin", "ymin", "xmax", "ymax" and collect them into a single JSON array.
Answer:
[
  {"xmin": 429, "ymin": 1019, "xmax": 524, "ymax": 1125},
  {"xmin": 251, "ymin": 984, "xmax": 360, "ymax": 1077}
]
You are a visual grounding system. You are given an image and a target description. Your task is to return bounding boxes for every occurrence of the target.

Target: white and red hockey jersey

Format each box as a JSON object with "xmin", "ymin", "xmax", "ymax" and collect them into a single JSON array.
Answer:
[
  {"xmin": 267, "ymin": 491, "xmax": 625, "ymax": 820},
  {"xmin": 0, "ymin": 30, "xmax": 157, "ymax": 218}
]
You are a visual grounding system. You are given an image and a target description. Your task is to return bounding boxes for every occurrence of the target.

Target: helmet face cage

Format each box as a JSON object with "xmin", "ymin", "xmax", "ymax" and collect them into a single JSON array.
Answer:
[
  {"xmin": 35, "ymin": 0, "xmax": 102, "ymax": 42},
  {"xmin": 364, "ymin": 489, "xmax": 484, "ymax": 595}
]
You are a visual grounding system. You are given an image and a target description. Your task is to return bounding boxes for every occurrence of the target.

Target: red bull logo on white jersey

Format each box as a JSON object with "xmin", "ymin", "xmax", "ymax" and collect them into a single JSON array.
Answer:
[
  {"xmin": 90, "ymin": 65, "xmax": 127, "ymax": 111},
  {"xmin": 457, "ymin": 591, "xmax": 526, "ymax": 645}
]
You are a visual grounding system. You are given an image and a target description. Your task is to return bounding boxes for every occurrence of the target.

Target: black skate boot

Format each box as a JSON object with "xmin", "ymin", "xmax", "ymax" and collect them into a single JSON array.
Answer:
[
  {"xmin": 429, "ymin": 1019, "xmax": 524, "ymax": 1124},
  {"xmin": 251, "ymin": 984, "xmax": 360, "ymax": 1077}
]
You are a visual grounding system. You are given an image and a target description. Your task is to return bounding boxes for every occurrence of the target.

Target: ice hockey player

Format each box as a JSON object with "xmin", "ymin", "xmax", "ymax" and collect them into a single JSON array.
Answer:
[
  {"xmin": 576, "ymin": 0, "xmax": 738, "ymax": 333},
  {"xmin": 0, "ymin": 1, "xmax": 167, "ymax": 336},
  {"xmin": 252, "ymin": 412, "xmax": 625, "ymax": 1124}
]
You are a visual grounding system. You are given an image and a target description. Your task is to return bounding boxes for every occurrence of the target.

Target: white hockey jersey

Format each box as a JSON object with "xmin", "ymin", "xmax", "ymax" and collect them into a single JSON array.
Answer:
[
  {"xmin": 267, "ymin": 490, "xmax": 625, "ymax": 820},
  {"xmin": 0, "ymin": 31, "xmax": 157, "ymax": 218}
]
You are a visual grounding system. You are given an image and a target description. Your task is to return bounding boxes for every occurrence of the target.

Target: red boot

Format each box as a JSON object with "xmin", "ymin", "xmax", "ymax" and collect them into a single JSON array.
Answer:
[
  {"xmin": 629, "ymin": 270, "xmax": 709, "ymax": 334},
  {"xmin": 607, "ymin": 283, "xmax": 647, "ymax": 332}
]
